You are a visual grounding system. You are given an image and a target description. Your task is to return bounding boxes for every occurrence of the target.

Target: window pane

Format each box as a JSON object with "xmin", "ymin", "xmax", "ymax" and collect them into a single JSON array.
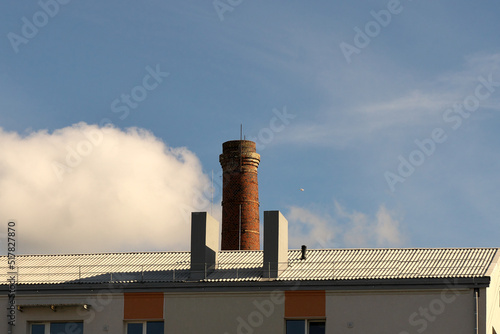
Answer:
[
  {"xmin": 50, "ymin": 322, "xmax": 83, "ymax": 334},
  {"xmin": 309, "ymin": 321, "xmax": 325, "ymax": 334},
  {"xmin": 127, "ymin": 323, "xmax": 143, "ymax": 334},
  {"xmin": 286, "ymin": 320, "xmax": 305, "ymax": 334},
  {"xmin": 31, "ymin": 324, "xmax": 45, "ymax": 334},
  {"xmin": 146, "ymin": 321, "xmax": 164, "ymax": 334}
]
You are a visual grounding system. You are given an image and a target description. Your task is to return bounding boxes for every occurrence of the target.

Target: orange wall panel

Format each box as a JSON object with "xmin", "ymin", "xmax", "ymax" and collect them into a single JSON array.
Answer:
[
  {"xmin": 285, "ymin": 290, "xmax": 325, "ymax": 318},
  {"xmin": 124, "ymin": 292, "xmax": 164, "ymax": 320}
]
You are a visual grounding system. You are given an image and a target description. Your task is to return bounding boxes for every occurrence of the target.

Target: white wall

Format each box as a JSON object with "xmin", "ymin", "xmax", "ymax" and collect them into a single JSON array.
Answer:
[
  {"xmin": 0, "ymin": 285, "xmax": 492, "ymax": 334},
  {"xmin": 164, "ymin": 291, "xmax": 285, "ymax": 334},
  {"xmin": 326, "ymin": 289, "xmax": 475, "ymax": 334},
  {"xmin": 487, "ymin": 261, "xmax": 500, "ymax": 334}
]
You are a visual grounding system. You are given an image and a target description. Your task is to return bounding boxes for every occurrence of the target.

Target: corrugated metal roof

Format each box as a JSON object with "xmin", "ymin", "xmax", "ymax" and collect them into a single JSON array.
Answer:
[
  {"xmin": 0, "ymin": 248, "xmax": 497, "ymax": 285},
  {"xmin": 280, "ymin": 248, "xmax": 498, "ymax": 281}
]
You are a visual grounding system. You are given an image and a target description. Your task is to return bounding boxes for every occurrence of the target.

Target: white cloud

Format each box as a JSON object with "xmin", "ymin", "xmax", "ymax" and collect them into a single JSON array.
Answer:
[
  {"xmin": 374, "ymin": 205, "xmax": 405, "ymax": 247},
  {"xmin": 287, "ymin": 206, "xmax": 338, "ymax": 249},
  {"xmin": 287, "ymin": 202, "xmax": 406, "ymax": 249},
  {"xmin": 0, "ymin": 123, "xmax": 212, "ymax": 254}
]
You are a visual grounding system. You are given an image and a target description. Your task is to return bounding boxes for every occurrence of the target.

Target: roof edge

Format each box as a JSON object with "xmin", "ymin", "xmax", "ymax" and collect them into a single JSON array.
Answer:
[
  {"xmin": 2, "ymin": 247, "xmax": 499, "ymax": 259},
  {"xmin": 0, "ymin": 277, "xmax": 490, "ymax": 294},
  {"xmin": 485, "ymin": 248, "xmax": 500, "ymax": 277}
]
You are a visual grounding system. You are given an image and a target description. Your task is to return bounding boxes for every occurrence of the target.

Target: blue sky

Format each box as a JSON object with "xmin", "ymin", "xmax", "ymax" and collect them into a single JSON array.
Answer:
[{"xmin": 1, "ymin": 0, "xmax": 499, "ymax": 254}]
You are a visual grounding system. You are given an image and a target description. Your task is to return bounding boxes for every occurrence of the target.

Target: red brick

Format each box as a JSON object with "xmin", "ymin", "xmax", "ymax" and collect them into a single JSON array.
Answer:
[{"xmin": 219, "ymin": 140, "xmax": 260, "ymax": 250}]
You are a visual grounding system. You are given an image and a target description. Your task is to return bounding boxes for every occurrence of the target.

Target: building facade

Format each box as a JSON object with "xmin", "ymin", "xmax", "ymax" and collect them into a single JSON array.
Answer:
[{"xmin": 1, "ymin": 210, "xmax": 499, "ymax": 334}]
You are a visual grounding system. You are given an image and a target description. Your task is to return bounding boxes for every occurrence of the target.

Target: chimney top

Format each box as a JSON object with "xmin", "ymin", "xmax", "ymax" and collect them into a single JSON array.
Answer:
[{"xmin": 301, "ymin": 245, "xmax": 307, "ymax": 260}]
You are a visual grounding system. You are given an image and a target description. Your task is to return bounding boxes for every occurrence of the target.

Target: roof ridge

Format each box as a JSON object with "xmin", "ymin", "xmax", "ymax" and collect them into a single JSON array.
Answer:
[
  {"xmin": 2, "ymin": 250, "xmax": 191, "ymax": 257},
  {"xmin": 286, "ymin": 247, "xmax": 500, "ymax": 252},
  {"xmin": 1, "ymin": 247, "xmax": 499, "ymax": 258}
]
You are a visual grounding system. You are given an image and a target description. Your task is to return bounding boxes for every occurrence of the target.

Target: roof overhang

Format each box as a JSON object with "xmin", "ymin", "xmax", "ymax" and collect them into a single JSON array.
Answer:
[{"xmin": 0, "ymin": 276, "xmax": 490, "ymax": 294}]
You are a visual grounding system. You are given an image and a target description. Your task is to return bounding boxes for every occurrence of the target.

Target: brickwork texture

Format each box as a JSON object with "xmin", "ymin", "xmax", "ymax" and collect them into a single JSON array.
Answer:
[{"xmin": 219, "ymin": 140, "xmax": 260, "ymax": 250}]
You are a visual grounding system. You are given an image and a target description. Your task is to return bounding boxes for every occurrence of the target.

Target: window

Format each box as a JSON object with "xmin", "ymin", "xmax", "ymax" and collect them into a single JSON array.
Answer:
[
  {"xmin": 31, "ymin": 322, "xmax": 83, "ymax": 334},
  {"xmin": 31, "ymin": 324, "xmax": 45, "ymax": 334},
  {"xmin": 126, "ymin": 321, "xmax": 164, "ymax": 334},
  {"xmin": 286, "ymin": 320, "xmax": 325, "ymax": 334}
]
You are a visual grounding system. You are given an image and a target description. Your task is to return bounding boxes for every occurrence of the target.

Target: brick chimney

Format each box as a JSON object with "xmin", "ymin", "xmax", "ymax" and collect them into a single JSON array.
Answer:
[{"xmin": 219, "ymin": 140, "xmax": 260, "ymax": 250}]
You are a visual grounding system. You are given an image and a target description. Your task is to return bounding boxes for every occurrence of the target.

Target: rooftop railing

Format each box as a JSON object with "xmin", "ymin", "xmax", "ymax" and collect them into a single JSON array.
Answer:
[
  {"xmin": 0, "ymin": 261, "xmax": 324, "ymax": 284},
  {"xmin": 0, "ymin": 260, "xmax": 484, "ymax": 285}
]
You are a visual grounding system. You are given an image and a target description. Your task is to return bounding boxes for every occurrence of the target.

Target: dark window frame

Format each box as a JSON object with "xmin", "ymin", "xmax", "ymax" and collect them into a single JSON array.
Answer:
[
  {"xmin": 125, "ymin": 320, "xmax": 164, "ymax": 334},
  {"xmin": 30, "ymin": 322, "xmax": 84, "ymax": 334},
  {"xmin": 285, "ymin": 319, "xmax": 326, "ymax": 334}
]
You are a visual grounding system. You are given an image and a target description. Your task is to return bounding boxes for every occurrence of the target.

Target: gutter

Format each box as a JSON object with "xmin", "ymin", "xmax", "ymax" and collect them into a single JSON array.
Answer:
[
  {"xmin": 474, "ymin": 288, "xmax": 479, "ymax": 334},
  {"xmin": 0, "ymin": 277, "xmax": 491, "ymax": 294}
]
